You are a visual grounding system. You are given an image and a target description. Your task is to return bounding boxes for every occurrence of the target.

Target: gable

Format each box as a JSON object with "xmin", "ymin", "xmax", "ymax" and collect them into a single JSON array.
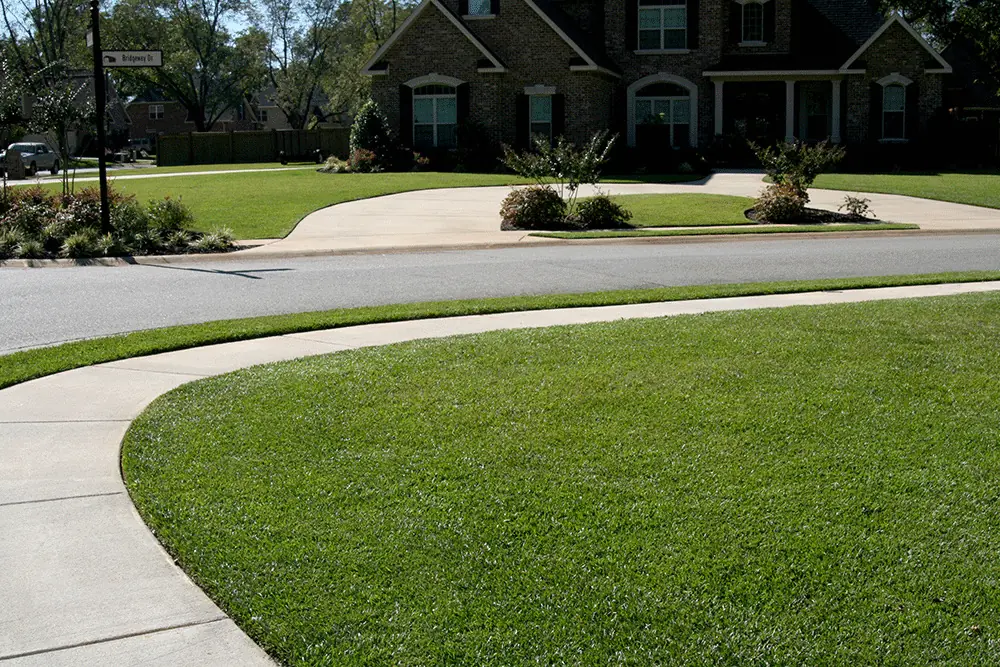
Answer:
[
  {"xmin": 361, "ymin": 0, "xmax": 505, "ymax": 75},
  {"xmin": 841, "ymin": 14, "xmax": 952, "ymax": 73}
]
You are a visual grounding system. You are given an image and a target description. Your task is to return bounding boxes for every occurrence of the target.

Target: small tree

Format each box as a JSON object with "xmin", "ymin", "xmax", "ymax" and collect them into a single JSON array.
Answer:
[
  {"xmin": 751, "ymin": 140, "xmax": 846, "ymax": 199},
  {"xmin": 0, "ymin": 56, "xmax": 27, "ymax": 206},
  {"xmin": 30, "ymin": 78, "xmax": 95, "ymax": 196},
  {"xmin": 349, "ymin": 98, "xmax": 392, "ymax": 160},
  {"xmin": 502, "ymin": 131, "xmax": 616, "ymax": 217}
]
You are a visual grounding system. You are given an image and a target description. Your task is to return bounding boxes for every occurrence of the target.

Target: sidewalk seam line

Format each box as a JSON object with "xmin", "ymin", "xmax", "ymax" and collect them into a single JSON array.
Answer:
[{"xmin": 0, "ymin": 491, "xmax": 124, "ymax": 508}]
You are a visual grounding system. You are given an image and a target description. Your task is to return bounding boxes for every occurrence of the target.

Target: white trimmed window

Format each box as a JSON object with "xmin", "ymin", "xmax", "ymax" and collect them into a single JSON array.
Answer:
[
  {"xmin": 259, "ymin": 108, "xmax": 269, "ymax": 122},
  {"xmin": 638, "ymin": 0, "xmax": 687, "ymax": 51},
  {"xmin": 742, "ymin": 1, "xmax": 765, "ymax": 43},
  {"xmin": 883, "ymin": 84, "xmax": 906, "ymax": 140},
  {"xmin": 413, "ymin": 84, "xmax": 458, "ymax": 149},
  {"xmin": 529, "ymin": 95, "xmax": 553, "ymax": 141},
  {"xmin": 149, "ymin": 104, "xmax": 164, "ymax": 120},
  {"xmin": 468, "ymin": 0, "xmax": 491, "ymax": 15},
  {"xmin": 635, "ymin": 84, "xmax": 691, "ymax": 147}
]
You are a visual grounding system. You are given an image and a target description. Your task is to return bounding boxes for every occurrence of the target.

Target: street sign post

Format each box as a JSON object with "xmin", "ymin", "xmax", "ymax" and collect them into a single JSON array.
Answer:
[{"xmin": 101, "ymin": 51, "xmax": 163, "ymax": 68}]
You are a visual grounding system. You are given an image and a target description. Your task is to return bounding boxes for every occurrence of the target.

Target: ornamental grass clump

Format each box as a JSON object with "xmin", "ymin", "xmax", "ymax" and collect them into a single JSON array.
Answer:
[{"xmin": 0, "ymin": 185, "xmax": 235, "ymax": 260}]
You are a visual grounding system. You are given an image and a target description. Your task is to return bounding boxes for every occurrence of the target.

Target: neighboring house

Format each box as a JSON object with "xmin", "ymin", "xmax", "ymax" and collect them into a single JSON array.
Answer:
[
  {"xmin": 361, "ymin": 0, "xmax": 953, "ymax": 157},
  {"xmin": 941, "ymin": 37, "xmax": 999, "ymax": 162}
]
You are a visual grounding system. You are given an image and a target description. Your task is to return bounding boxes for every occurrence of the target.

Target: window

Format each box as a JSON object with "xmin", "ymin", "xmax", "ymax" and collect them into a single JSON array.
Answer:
[
  {"xmin": 468, "ymin": 0, "xmax": 491, "ymax": 15},
  {"xmin": 529, "ymin": 95, "xmax": 552, "ymax": 141},
  {"xmin": 638, "ymin": 0, "xmax": 687, "ymax": 51},
  {"xmin": 259, "ymin": 108, "xmax": 269, "ymax": 122},
  {"xmin": 742, "ymin": 1, "xmax": 765, "ymax": 43},
  {"xmin": 635, "ymin": 83, "xmax": 690, "ymax": 147},
  {"xmin": 883, "ymin": 84, "xmax": 905, "ymax": 140},
  {"xmin": 149, "ymin": 104, "xmax": 164, "ymax": 120},
  {"xmin": 413, "ymin": 84, "xmax": 457, "ymax": 149}
]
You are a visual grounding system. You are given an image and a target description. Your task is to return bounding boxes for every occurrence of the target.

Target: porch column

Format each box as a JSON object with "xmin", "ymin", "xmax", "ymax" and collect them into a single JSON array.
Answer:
[
  {"xmin": 831, "ymin": 79, "xmax": 842, "ymax": 144},
  {"xmin": 785, "ymin": 80, "xmax": 796, "ymax": 142},
  {"xmin": 714, "ymin": 80, "xmax": 724, "ymax": 136}
]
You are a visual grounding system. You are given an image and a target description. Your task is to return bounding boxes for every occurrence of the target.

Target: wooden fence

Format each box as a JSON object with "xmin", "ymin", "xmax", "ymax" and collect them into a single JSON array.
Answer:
[{"xmin": 157, "ymin": 128, "xmax": 350, "ymax": 167}]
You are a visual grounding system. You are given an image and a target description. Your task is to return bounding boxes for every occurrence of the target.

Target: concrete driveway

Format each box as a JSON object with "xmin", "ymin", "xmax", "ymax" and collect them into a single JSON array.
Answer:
[{"xmin": 236, "ymin": 172, "xmax": 1000, "ymax": 256}]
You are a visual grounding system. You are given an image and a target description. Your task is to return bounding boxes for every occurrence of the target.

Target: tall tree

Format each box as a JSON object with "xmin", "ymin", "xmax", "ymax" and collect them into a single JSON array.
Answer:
[
  {"xmin": 254, "ymin": 0, "xmax": 342, "ymax": 129},
  {"xmin": 0, "ymin": 0, "xmax": 89, "ymax": 81},
  {"xmin": 106, "ymin": 0, "xmax": 266, "ymax": 131}
]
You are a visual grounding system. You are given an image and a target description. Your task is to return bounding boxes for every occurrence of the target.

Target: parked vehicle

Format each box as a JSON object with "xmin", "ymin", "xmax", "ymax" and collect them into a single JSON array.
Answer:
[{"xmin": 0, "ymin": 142, "xmax": 60, "ymax": 176}]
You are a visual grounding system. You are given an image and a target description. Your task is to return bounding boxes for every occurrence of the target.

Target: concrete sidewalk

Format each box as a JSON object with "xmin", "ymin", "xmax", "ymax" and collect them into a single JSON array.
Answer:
[
  {"xmin": 237, "ymin": 173, "xmax": 1000, "ymax": 256},
  {"xmin": 2, "ymin": 281, "xmax": 1000, "ymax": 664}
]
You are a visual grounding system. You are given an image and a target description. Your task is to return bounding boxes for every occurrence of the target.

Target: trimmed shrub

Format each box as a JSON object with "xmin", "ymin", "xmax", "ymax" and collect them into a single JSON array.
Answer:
[
  {"xmin": 500, "ymin": 186, "xmax": 567, "ymax": 231},
  {"xmin": 572, "ymin": 195, "xmax": 633, "ymax": 230},
  {"xmin": 349, "ymin": 99, "xmax": 393, "ymax": 163},
  {"xmin": 348, "ymin": 149, "xmax": 381, "ymax": 173},
  {"xmin": 754, "ymin": 183, "xmax": 807, "ymax": 223},
  {"xmin": 148, "ymin": 197, "xmax": 194, "ymax": 233}
]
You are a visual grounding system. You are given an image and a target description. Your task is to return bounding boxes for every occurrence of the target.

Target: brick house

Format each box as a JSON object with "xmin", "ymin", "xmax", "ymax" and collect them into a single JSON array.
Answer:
[{"xmin": 361, "ymin": 0, "xmax": 953, "ymax": 158}]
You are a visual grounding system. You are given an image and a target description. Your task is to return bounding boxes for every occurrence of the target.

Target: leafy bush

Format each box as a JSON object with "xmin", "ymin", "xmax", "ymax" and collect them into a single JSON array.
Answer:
[
  {"xmin": 0, "ymin": 185, "xmax": 216, "ymax": 259},
  {"xmin": 499, "ymin": 186, "xmax": 567, "ymax": 231},
  {"xmin": 319, "ymin": 156, "xmax": 350, "ymax": 173},
  {"xmin": 412, "ymin": 152, "xmax": 431, "ymax": 171},
  {"xmin": 752, "ymin": 140, "xmax": 846, "ymax": 199},
  {"xmin": 502, "ymin": 131, "xmax": 617, "ymax": 223},
  {"xmin": 754, "ymin": 183, "xmax": 807, "ymax": 223},
  {"xmin": 572, "ymin": 195, "xmax": 633, "ymax": 230},
  {"xmin": 839, "ymin": 194, "xmax": 875, "ymax": 220},
  {"xmin": 190, "ymin": 228, "xmax": 235, "ymax": 253},
  {"xmin": 348, "ymin": 149, "xmax": 381, "ymax": 173},
  {"xmin": 349, "ymin": 99, "xmax": 393, "ymax": 163}
]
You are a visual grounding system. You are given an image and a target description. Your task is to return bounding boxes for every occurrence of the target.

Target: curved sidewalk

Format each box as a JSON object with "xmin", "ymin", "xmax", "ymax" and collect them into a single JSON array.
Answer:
[
  {"xmin": 3, "ymin": 281, "xmax": 1000, "ymax": 664},
  {"xmin": 239, "ymin": 173, "xmax": 1000, "ymax": 256}
]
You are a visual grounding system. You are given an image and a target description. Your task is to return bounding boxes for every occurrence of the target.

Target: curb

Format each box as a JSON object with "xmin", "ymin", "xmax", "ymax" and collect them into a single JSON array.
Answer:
[{"xmin": 3, "ymin": 228, "xmax": 1000, "ymax": 269}]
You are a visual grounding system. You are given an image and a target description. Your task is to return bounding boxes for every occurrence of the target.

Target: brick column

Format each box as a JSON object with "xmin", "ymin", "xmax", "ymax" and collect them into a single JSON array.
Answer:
[
  {"xmin": 785, "ymin": 80, "xmax": 796, "ymax": 142},
  {"xmin": 714, "ymin": 80, "xmax": 724, "ymax": 136},
  {"xmin": 831, "ymin": 79, "xmax": 842, "ymax": 144}
]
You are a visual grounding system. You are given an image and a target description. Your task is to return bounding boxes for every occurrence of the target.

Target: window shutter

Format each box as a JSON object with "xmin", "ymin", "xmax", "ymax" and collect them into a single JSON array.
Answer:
[
  {"xmin": 905, "ymin": 81, "xmax": 919, "ymax": 140},
  {"xmin": 490, "ymin": 0, "xmax": 499, "ymax": 15},
  {"xmin": 457, "ymin": 83, "xmax": 470, "ymax": 125},
  {"xmin": 399, "ymin": 85, "xmax": 413, "ymax": 147},
  {"xmin": 516, "ymin": 94, "xmax": 529, "ymax": 148},
  {"xmin": 869, "ymin": 82, "xmax": 882, "ymax": 142},
  {"xmin": 763, "ymin": 1, "xmax": 776, "ymax": 43},
  {"xmin": 552, "ymin": 94, "xmax": 565, "ymax": 138},
  {"xmin": 626, "ymin": 0, "xmax": 638, "ymax": 51},
  {"xmin": 687, "ymin": 0, "xmax": 699, "ymax": 49},
  {"xmin": 459, "ymin": 0, "xmax": 469, "ymax": 15},
  {"xmin": 729, "ymin": 2, "xmax": 742, "ymax": 45}
]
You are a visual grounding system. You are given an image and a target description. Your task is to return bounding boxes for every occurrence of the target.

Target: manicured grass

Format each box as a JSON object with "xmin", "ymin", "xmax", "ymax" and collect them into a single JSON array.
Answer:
[
  {"xmin": 533, "ymin": 222, "xmax": 918, "ymax": 239},
  {"xmin": 124, "ymin": 292, "xmax": 1000, "ymax": 664},
  {"xmin": 4, "ymin": 271, "xmax": 1000, "ymax": 392},
  {"xmin": 591, "ymin": 193, "xmax": 756, "ymax": 227},
  {"xmin": 815, "ymin": 172, "xmax": 1000, "ymax": 209}
]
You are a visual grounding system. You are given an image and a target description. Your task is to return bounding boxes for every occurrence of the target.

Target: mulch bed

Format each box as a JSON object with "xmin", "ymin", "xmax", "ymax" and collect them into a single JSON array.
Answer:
[{"xmin": 745, "ymin": 207, "xmax": 880, "ymax": 224}]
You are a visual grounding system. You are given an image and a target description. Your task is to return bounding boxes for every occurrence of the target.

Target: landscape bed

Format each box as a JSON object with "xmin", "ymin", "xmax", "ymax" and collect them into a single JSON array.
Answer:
[{"xmin": 124, "ymin": 292, "xmax": 1000, "ymax": 665}]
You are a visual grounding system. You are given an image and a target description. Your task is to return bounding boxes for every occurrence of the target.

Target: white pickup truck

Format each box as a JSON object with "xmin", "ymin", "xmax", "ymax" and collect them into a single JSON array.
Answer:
[{"xmin": 0, "ymin": 142, "xmax": 60, "ymax": 176}]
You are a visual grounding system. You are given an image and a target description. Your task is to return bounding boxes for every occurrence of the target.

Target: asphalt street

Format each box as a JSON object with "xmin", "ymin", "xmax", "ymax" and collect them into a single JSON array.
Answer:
[{"xmin": 3, "ymin": 233, "xmax": 1000, "ymax": 352}]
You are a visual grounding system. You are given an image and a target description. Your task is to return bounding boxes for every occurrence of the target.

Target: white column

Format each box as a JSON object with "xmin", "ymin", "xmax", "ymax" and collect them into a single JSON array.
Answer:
[
  {"xmin": 714, "ymin": 80, "xmax": 724, "ymax": 136},
  {"xmin": 785, "ymin": 80, "xmax": 796, "ymax": 142},
  {"xmin": 831, "ymin": 79, "xmax": 842, "ymax": 144}
]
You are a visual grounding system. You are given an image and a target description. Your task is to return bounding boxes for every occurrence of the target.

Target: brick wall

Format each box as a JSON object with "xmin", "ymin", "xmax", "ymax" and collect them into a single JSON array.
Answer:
[{"xmin": 127, "ymin": 101, "xmax": 190, "ymax": 140}]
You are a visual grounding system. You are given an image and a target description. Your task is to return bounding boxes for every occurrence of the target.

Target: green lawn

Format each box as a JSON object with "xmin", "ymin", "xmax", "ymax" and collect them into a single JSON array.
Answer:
[
  {"xmin": 534, "ymin": 222, "xmax": 916, "ymax": 239},
  {"xmin": 5, "ymin": 272, "xmax": 1000, "ymax": 392},
  {"xmin": 602, "ymin": 192, "xmax": 755, "ymax": 227},
  {"xmin": 815, "ymin": 172, "xmax": 1000, "ymax": 209},
  {"xmin": 124, "ymin": 292, "xmax": 1000, "ymax": 664}
]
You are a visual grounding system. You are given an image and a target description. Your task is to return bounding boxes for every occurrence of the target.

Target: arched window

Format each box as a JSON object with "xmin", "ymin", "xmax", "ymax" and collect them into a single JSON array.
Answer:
[
  {"xmin": 413, "ymin": 84, "xmax": 457, "ymax": 149},
  {"xmin": 742, "ymin": 1, "xmax": 764, "ymax": 43},
  {"xmin": 635, "ymin": 82, "xmax": 691, "ymax": 148},
  {"xmin": 882, "ymin": 84, "xmax": 906, "ymax": 140}
]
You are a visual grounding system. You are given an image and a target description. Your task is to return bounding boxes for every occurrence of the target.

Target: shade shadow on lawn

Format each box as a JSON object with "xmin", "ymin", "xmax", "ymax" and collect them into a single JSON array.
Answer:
[{"xmin": 124, "ymin": 292, "xmax": 1000, "ymax": 665}]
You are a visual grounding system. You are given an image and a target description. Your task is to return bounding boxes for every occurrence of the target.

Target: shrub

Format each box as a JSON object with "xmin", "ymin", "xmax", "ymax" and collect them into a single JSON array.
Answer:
[
  {"xmin": 499, "ymin": 186, "xmax": 567, "ymax": 231},
  {"xmin": 754, "ymin": 183, "xmax": 807, "ymax": 223},
  {"xmin": 14, "ymin": 238, "xmax": 45, "ymax": 258},
  {"xmin": 190, "ymin": 228, "xmax": 236, "ymax": 253},
  {"xmin": 503, "ymin": 132, "xmax": 616, "ymax": 209},
  {"xmin": 348, "ymin": 149, "xmax": 381, "ymax": 173},
  {"xmin": 60, "ymin": 229, "xmax": 101, "ymax": 258},
  {"xmin": 319, "ymin": 156, "xmax": 350, "ymax": 173},
  {"xmin": 0, "ymin": 229, "xmax": 23, "ymax": 258},
  {"xmin": 751, "ymin": 140, "xmax": 846, "ymax": 199},
  {"xmin": 349, "ymin": 99, "xmax": 393, "ymax": 163},
  {"xmin": 147, "ymin": 197, "xmax": 194, "ymax": 233},
  {"xmin": 839, "ymin": 194, "xmax": 875, "ymax": 220},
  {"xmin": 573, "ymin": 195, "xmax": 633, "ymax": 230},
  {"xmin": 412, "ymin": 152, "xmax": 431, "ymax": 171}
]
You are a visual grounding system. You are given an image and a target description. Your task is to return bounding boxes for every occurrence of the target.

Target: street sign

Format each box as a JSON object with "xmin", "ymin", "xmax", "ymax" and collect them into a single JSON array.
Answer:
[{"xmin": 101, "ymin": 51, "xmax": 162, "ymax": 67}]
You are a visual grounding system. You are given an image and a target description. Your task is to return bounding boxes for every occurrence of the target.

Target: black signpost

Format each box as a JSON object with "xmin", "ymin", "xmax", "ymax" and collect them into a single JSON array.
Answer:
[{"xmin": 88, "ymin": 0, "xmax": 162, "ymax": 234}]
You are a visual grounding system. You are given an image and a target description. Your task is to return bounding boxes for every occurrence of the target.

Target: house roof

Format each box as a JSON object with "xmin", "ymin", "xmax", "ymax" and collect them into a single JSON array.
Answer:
[
  {"xmin": 525, "ymin": 0, "xmax": 620, "ymax": 76},
  {"xmin": 805, "ymin": 0, "xmax": 884, "ymax": 47},
  {"xmin": 841, "ymin": 14, "xmax": 952, "ymax": 73},
  {"xmin": 361, "ymin": 0, "xmax": 506, "ymax": 75}
]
